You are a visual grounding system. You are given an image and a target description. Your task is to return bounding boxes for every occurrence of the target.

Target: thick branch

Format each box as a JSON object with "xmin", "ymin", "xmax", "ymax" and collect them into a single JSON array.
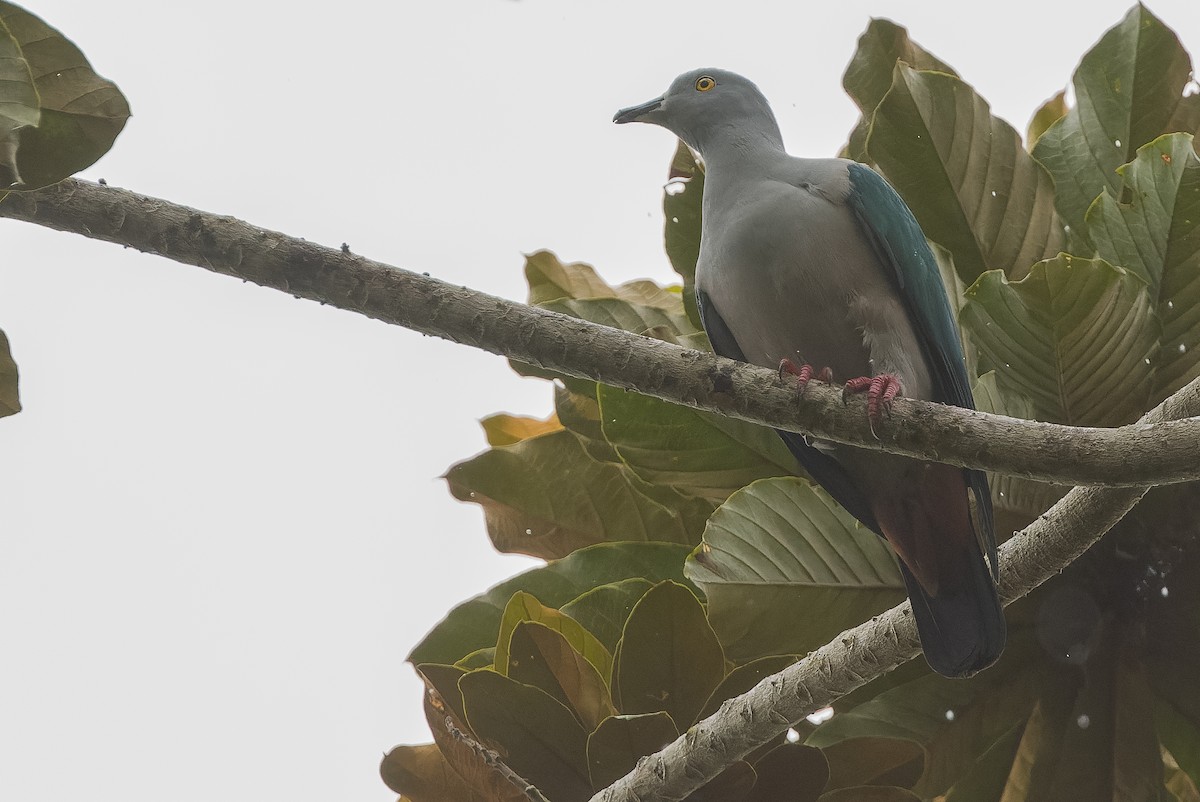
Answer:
[
  {"xmin": 590, "ymin": 377, "xmax": 1200, "ymax": 802},
  {"xmin": 3, "ymin": 179, "xmax": 1199, "ymax": 486}
]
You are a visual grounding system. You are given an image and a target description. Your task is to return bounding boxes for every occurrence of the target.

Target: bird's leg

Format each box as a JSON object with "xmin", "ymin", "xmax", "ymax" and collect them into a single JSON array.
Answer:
[
  {"xmin": 842, "ymin": 373, "xmax": 903, "ymax": 431},
  {"xmin": 778, "ymin": 358, "xmax": 833, "ymax": 396}
]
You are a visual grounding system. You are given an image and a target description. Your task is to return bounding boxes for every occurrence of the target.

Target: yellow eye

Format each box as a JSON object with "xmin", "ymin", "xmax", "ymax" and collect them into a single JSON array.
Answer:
[{"xmin": 695, "ymin": 76, "xmax": 716, "ymax": 92}]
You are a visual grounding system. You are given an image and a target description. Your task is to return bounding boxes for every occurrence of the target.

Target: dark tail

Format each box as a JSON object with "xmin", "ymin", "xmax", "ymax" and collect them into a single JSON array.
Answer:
[
  {"xmin": 874, "ymin": 462, "xmax": 1006, "ymax": 678},
  {"xmin": 899, "ymin": 549, "xmax": 1005, "ymax": 677},
  {"xmin": 778, "ymin": 431, "xmax": 1005, "ymax": 676}
]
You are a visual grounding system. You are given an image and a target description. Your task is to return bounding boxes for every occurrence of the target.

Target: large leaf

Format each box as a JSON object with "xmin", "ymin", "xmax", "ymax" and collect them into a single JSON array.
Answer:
[
  {"xmin": 866, "ymin": 64, "xmax": 1066, "ymax": 283},
  {"xmin": 586, "ymin": 712, "xmax": 679, "ymax": 790},
  {"xmin": 459, "ymin": 669, "xmax": 593, "ymax": 802},
  {"xmin": 841, "ymin": 18, "xmax": 957, "ymax": 163},
  {"xmin": 408, "ymin": 542, "xmax": 693, "ymax": 666},
  {"xmin": 506, "ymin": 621, "xmax": 615, "ymax": 731},
  {"xmin": 597, "ymin": 383, "xmax": 798, "ymax": 501},
  {"xmin": 663, "ymin": 141, "xmax": 705, "ymax": 330},
  {"xmin": 612, "ymin": 581, "xmax": 726, "ymax": 727},
  {"xmin": 686, "ymin": 477, "xmax": 904, "ymax": 661},
  {"xmin": 960, "ymin": 255, "xmax": 1158, "ymax": 426},
  {"xmin": 445, "ymin": 429, "xmax": 706, "ymax": 559},
  {"xmin": 0, "ymin": 329, "xmax": 19, "ymax": 418},
  {"xmin": 1032, "ymin": 5, "xmax": 1195, "ymax": 246},
  {"xmin": 0, "ymin": 2, "xmax": 129, "ymax": 190},
  {"xmin": 1087, "ymin": 134, "xmax": 1200, "ymax": 401},
  {"xmin": 495, "ymin": 591, "xmax": 612, "ymax": 682}
]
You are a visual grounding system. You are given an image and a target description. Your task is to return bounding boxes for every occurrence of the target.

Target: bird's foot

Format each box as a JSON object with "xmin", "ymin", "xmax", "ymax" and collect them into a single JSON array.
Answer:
[
  {"xmin": 778, "ymin": 359, "xmax": 833, "ymax": 396},
  {"xmin": 842, "ymin": 373, "xmax": 903, "ymax": 435}
]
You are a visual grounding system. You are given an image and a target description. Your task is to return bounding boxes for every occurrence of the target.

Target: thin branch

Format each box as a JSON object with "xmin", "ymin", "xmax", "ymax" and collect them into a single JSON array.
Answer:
[
  {"xmin": 2, "ymin": 178, "xmax": 1199, "ymax": 486},
  {"xmin": 589, "ymin": 376, "xmax": 1200, "ymax": 802}
]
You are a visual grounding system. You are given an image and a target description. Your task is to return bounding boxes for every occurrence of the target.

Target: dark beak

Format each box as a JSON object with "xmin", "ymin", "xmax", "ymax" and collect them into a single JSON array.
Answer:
[{"xmin": 613, "ymin": 97, "xmax": 663, "ymax": 124}]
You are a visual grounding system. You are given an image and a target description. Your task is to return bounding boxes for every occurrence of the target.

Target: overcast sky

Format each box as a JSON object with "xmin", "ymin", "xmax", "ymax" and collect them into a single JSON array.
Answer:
[{"xmin": 1, "ymin": 1, "xmax": 1198, "ymax": 800}]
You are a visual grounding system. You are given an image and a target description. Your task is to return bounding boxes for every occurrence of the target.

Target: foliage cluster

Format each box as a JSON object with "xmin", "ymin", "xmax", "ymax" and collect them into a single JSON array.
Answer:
[{"xmin": 384, "ymin": 6, "xmax": 1200, "ymax": 801}]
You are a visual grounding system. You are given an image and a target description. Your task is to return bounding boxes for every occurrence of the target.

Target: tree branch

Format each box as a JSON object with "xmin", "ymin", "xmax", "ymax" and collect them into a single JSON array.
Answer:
[
  {"xmin": 2, "ymin": 178, "xmax": 1199, "ymax": 486},
  {"xmin": 589, "ymin": 375, "xmax": 1200, "ymax": 802}
]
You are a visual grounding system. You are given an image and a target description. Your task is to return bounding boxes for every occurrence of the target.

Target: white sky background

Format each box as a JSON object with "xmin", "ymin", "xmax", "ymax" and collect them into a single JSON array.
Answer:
[{"xmin": 1, "ymin": 1, "xmax": 1197, "ymax": 800}]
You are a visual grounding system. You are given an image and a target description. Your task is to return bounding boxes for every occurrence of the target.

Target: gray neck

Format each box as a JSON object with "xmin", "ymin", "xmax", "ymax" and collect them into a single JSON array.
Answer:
[{"xmin": 690, "ymin": 117, "xmax": 786, "ymax": 177}]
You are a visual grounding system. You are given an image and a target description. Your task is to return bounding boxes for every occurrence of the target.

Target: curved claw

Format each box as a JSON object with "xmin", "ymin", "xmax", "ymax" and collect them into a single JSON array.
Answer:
[
  {"xmin": 842, "ymin": 373, "xmax": 904, "ymax": 435},
  {"xmin": 778, "ymin": 359, "xmax": 833, "ymax": 397}
]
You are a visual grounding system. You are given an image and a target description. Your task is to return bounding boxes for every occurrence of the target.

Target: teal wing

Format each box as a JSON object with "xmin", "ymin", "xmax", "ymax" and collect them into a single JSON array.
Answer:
[{"xmin": 844, "ymin": 162, "xmax": 996, "ymax": 576}]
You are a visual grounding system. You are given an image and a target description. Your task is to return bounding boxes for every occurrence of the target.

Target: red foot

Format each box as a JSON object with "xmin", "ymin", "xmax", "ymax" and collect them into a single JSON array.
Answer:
[
  {"xmin": 842, "ymin": 373, "xmax": 904, "ymax": 430},
  {"xmin": 778, "ymin": 358, "xmax": 833, "ymax": 396}
]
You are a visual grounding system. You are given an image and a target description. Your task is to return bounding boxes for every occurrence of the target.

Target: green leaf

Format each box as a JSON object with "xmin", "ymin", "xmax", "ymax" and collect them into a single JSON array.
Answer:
[
  {"xmin": 808, "ymin": 639, "xmax": 1042, "ymax": 797},
  {"xmin": 1027, "ymin": 91, "xmax": 1068, "ymax": 151},
  {"xmin": 866, "ymin": 64, "xmax": 1066, "ymax": 283},
  {"xmin": 380, "ymin": 743, "xmax": 489, "ymax": 802},
  {"xmin": 697, "ymin": 654, "xmax": 797, "ymax": 722},
  {"xmin": 445, "ymin": 429, "xmax": 706, "ymax": 559},
  {"xmin": 0, "ymin": 2, "xmax": 129, "ymax": 190},
  {"xmin": 746, "ymin": 742, "xmax": 829, "ymax": 802},
  {"xmin": 1032, "ymin": 5, "xmax": 1195, "ymax": 245},
  {"xmin": 459, "ymin": 669, "xmax": 593, "ymax": 802},
  {"xmin": 506, "ymin": 621, "xmax": 614, "ymax": 731},
  {"xmin": 663, "ymin": 141, "xmax": 705, "ymax": 330},
  {"xmin": 408, "ymin": 542, "xmax": 692, "ymax": 667},
  {"xmin": 960, "ymin": 255, "xmax": 1158, "ymax": 426},
  {"xmin": 841, "ymin": 18, "xmax": 957, "ymax": 163},
  {"xmin": 0, "ymin": 329, "xmax": 19, "ymax": 418},
  {"xmin": 495, "ymin": 591, "xmax": 612, "ymax": 683},
  {"xmin": 597, "ymin": 383, "xmax": 798, "ymax": 501},
  {"xmin": 560, "ymin": 577, "xmax": 654, "ymax": 653},
  {"xmin": 1087, "ymin": 134, "xmax": 1200, "ymax": 401},
  {"xmin": 613, "ymin": 581, "xmax": 726, "ymax": 727},
  {"xmin": 686, "ymin": 477, "xmax": 904, "ymax": 662},
  {"xmin": 586, "ymin": 712, "xmax": 679, "ymax": 790}
]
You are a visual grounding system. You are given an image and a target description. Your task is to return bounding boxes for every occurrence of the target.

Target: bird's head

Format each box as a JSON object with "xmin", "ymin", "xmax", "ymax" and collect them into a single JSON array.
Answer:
[{"xmin": 613, "ymin": 68, "xmax": 781, "ymax": 155}]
